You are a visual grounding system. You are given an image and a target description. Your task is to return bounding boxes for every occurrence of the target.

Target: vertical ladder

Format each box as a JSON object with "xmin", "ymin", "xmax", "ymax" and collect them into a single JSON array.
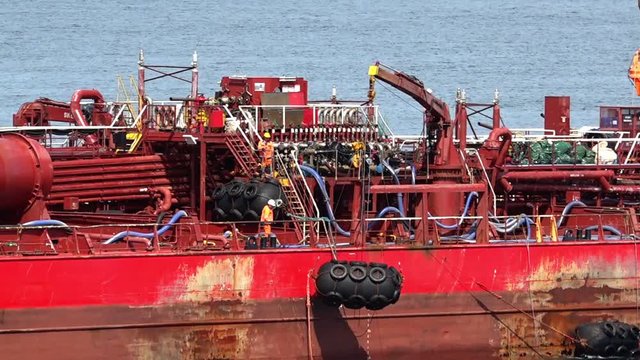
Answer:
[{"xmin": 225, "ymin": 132, "xmax": 261, "ymax": 177}]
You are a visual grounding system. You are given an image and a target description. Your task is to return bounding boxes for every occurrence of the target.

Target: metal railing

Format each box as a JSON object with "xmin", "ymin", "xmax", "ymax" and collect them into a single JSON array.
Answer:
[
  {"xmin": 505, "ymin": 136, "xmax": 640, "ymax": 166},
  {"xmin": 236, "ymin": 104, "xmax": 382, "ymax": 135},
  {"xmin": 0, "ymin": 209, "xmax": 636, "ymax": 256}
]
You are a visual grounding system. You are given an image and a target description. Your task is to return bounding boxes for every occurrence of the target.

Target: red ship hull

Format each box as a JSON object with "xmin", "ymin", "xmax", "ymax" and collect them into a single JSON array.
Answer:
[{"xmin": 2, "ymin": 241, "xmax": 637, "ymax": 359}]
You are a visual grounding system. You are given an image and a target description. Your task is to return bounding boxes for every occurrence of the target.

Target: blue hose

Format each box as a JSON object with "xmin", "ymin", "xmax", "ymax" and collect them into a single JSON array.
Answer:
[
  {"xmin": 430, "ymin": 192, "xmax": 479, "ymax": 229},
  {"xmin": 582, "ymin": 225, "xmax": 622, "ymax": 238},
  {"xmin": 380, "ymin": 160, "xmax": 405, "ymax": 216},
  {"xmin": 410, "ymin": 165, "xmax": 416, "ymax": 186},
  {"xmin": 300, "ymin": 165, "xmax": 351, "ymax": 236},
  {"xmin": 102, "ymin": 210, "xmax": 188, "ymax": 245},
  {"xmin": 21, "ymin": 219, "xmax": 72, "ymax": 233},
  {"xmin": 558, "ymin": 200, "xmax": 587, "ymax": 227},
  {"xmin": 22, "ymin": 220, "xmax": 70, "ymax": 227},
  {"xmin": 367, "ymin": 206, "xmax": 413, "ymax": 232}
]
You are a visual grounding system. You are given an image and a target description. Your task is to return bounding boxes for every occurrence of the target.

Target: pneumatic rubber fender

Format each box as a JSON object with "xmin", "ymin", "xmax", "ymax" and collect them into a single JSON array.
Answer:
[{"xmin": 315, "ymin": 260, "xmax": 344, "ymax": 307}]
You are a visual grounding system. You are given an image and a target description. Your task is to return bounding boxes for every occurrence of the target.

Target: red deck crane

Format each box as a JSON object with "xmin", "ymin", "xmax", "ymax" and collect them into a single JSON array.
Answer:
[{"xmin": 367, "ymin": 62, "xmax": 455, "ymax": 166}]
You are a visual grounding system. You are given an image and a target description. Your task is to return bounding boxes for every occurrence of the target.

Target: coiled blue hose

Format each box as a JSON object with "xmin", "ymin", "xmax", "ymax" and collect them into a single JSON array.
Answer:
[{"xmin": 102, "ymin": 210, "xmax": 188, "ymax": 245}]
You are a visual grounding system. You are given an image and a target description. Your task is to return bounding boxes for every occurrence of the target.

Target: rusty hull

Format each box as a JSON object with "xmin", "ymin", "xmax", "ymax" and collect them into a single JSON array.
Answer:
[
  {"xmin": 1, "ymin": 242, "xmax": 639, "ymax": 359},
  {"xmin": 0, "ymin": 292, "xmax": 637, "ymax": 360}
]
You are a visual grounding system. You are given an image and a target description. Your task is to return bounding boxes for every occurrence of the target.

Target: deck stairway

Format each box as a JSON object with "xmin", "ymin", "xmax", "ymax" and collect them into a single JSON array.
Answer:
[
  {"xmin": 225, "ymin": 131, "xmax": 261, "ymax": 177},
  {"xmin": 274, "ymin": 153, "xmax": 319, "ymax": 243}
]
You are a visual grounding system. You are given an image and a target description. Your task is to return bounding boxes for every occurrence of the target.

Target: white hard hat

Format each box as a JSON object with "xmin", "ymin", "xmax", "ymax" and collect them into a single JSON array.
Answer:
[
  {"xmin": 267, "ymin": 199, "xmax": 276, "ymax": 207},
  {"xmin": 223, "ymin": 231, "xmax": 232, "ymax": 239}
]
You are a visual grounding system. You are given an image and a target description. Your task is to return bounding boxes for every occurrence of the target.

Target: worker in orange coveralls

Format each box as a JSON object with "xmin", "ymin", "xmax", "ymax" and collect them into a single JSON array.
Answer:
[
  {"xmin": 258, "ymin": 132, "xmax": 274, "ymax": 177},
  {"xmin": 630, "ymin": 49, "xmax": 640, "ymax": 96},
  {"xmin": 260, "ymin": 199, "xmax": 276, "ymax": 236}
]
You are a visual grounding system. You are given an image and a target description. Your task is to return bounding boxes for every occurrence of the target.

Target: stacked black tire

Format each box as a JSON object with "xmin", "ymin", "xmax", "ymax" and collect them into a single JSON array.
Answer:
[
  {"xmin": 574, "ymin": 320, "xmax": 640, "ymax": 358},
  {"xmin": 315, "ymin": 260, "xmax": 402, "ymax": 311},
  {"xmin": 212, "ymin": 179, "xmax": 286, "ymax": 221}
]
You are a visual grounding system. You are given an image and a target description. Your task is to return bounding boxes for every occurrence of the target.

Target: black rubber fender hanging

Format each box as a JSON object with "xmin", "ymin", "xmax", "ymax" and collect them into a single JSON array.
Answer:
[
  {"xmin": 367, "ymin": 294, "xmax": 389, "ymax": 311},
  {"xmin": 344, "ymin": 294, "xmax": 367, "ymax": 309},
  {"xmin": 315, "ymin": 262, "xmax": 334, "ymax": 292},
  {"xmin": 212, "ymin": 208, "xmax": 226, "ymax": 220},
  {"xmin": 330, "ymin": 263, "xmax": 349, "ymax": 281},
  {"xmin": 349, "ymin": 264, "xmax": 367, "ymax": 282},
  {"xmin": 368, "ymin": 266, "xmax": 387, "ymax": 284},
  {"xmin": 314, "ymin": 260, "xmax": 403, "ymax": 311},
  {"xmin": 243, "ymin": 181, "xmax": 259, "ymax": 200},
  {"xmin": 213, "ymin": 185, "xmax": 226, "ymax": 200},
  {"xmin": 324, "ymin": 291, "xmax": 343, "ymax": 307},
  {"xmin": 228, "ymin": 181, "xmax": 245, "ymax": 197},
  {"xmin": 573, "ymin": 320, "xmax": 640, "ymax": 357}
]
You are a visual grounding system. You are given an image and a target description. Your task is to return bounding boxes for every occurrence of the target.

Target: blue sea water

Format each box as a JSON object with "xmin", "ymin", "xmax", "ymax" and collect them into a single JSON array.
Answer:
[{"xmin": 0, "ymin": 0, "xmax": 638, "ymax": 133}]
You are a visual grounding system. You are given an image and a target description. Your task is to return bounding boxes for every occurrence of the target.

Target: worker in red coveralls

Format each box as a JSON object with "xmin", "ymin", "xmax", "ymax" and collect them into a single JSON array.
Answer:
[
  {"xmin": 260, "ymin": 199, "xmax": 276, "ymax": 236},
  {"xmin": 258, "ymin": 132, "xmax": 274, "ymax": 177}
]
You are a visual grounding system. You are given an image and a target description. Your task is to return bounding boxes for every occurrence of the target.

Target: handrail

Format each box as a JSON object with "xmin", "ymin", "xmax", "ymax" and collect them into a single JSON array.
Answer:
[
  {"xmin": 238, "ymin": 104, "xmax": 381, "ymax": 129},
  {"xmin": 0, "ymin": 210, "xmax": 634, "ymax": 257},
  {"xmin": 624, "ymin": 132, "xmax": 640, "ymax": 164},
  {"xmin": 288, "ymin": 150, "xmax": 331, "ymax": 244},
  {"xmin": 375, "ymin": 110, "xmax": 394, "ymax": 138},
  {"xmin": 275, "ymin": 153, "xmax": 308, "ymax": 241},
  {"xmin": 0, "ymin": 125, "xmax": 131, "ymax": 132},
  {"xmin": 466, "ymin": 148, "xmax": 497, "ymax": 214}
]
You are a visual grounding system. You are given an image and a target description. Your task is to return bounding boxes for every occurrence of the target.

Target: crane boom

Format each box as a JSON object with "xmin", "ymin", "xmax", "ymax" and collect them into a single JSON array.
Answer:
[
  {"xmin": 368, "ymin": 62, "xmax": 451, "ymax": 126},
  {"xmin": 367, "ymin": 62, "xmax": 454, "ymax": 165}
]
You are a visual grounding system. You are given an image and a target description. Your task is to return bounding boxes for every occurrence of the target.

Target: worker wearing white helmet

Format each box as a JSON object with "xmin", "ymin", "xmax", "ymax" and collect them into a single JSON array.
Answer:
[{"xmin": 261, "ymin": 199, "xmax": 276, "ymax": 236}]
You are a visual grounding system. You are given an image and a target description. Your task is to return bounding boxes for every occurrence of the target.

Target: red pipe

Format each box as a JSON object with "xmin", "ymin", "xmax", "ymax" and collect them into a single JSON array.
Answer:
[
  {"xmin": 486, "ymin": 128, "xmax": 512, "ymax": 167},
  {"xmin": 53, "ymin": 164, "xmax": 189, "ymax": 177},
  {"xmin": 370, "ymin": 183, "xmax": 486, "ymax": 194},
  {"xmin": 500, "ymin": 170, "xmax": 614, "ymax": 193},
  {"xmin": 49, "ymin": 182, "xmax": 190, "ymax": 199},
  {"xmin": 53, "ymin": 155, "xmax": 182, "ymax": 168},
  {"xmin": 499, "ymin": 178, "xmax": 513, "ymax": 192},
  {"xmin": 502, "ymin": 170, "xmax": 614, "ymax": 181},
  {"xmin": 52, "ymin": 170, "xmax": 188, "ymax": 184},
  {"xmin": 507, "ymin": 184, "xmax": 602, "ymax": 192},
  {"xmin": 605, "ymin": 184, "xmax": 640, "ymax": 194},
  {"xmin": 598, "ymin": 177, "xmax": 611, "ymax": 192},
  {"xmin": 151, "ymin": 187, "xmax": 174, "ymax": 214},
  {"xmin": 47, "ymin": 193, "xmax": 191, "ymax": 205},
  {"xmin": 51, "ymin": 177, "xmax": 188, "ymax": 191},
  {"xmin": 70, "ymin": 89, "xmax": 107, "ymax": 146},
  {"xmin": 47, "ymin": 194, "xmax": 151, "ymax": 204},
  {"xmin": 500, "ymin": 170, "xmax": 640, "ymax": 194},
  {"xmin": 122, "ymin": 236, "xmax": 152, "ymax": 247}
]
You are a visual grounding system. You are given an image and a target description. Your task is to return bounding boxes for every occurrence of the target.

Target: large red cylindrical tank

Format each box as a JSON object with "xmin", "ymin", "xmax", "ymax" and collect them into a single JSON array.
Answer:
[{"xmin": 0, "ymin": 133, "xmax": 53, "ymax": 219}]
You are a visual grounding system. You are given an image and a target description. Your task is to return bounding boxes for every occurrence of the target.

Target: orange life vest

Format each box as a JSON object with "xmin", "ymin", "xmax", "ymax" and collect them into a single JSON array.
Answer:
[
  {"xmin": 261, "ymin": 205, "xmax": 273, "ymax": 235},
  {"xmin": 258, "ymin": 140, "xmax": 274, "ymax": 166}
]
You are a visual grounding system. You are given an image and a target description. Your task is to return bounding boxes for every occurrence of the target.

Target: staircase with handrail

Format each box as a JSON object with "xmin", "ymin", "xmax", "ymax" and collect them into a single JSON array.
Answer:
[
  {"xmin": 274, "ymin": 153, "xmax": 315, "ymax": 242},
  {"xmin": 225, "ymin": 131, "xmax": 261, "ymax": 177}
]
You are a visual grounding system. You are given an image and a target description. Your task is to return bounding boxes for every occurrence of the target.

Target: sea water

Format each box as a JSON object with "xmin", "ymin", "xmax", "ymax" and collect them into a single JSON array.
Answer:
[{"xmin": 0, "ymin": 0, "xmax": 637, "ymax": 133}]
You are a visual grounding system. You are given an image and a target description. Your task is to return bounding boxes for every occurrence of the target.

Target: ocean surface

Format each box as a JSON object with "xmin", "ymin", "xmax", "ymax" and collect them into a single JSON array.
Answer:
[{"xmin": 0, "ymin": 0, "xmax": 638, "ymax": 133}]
